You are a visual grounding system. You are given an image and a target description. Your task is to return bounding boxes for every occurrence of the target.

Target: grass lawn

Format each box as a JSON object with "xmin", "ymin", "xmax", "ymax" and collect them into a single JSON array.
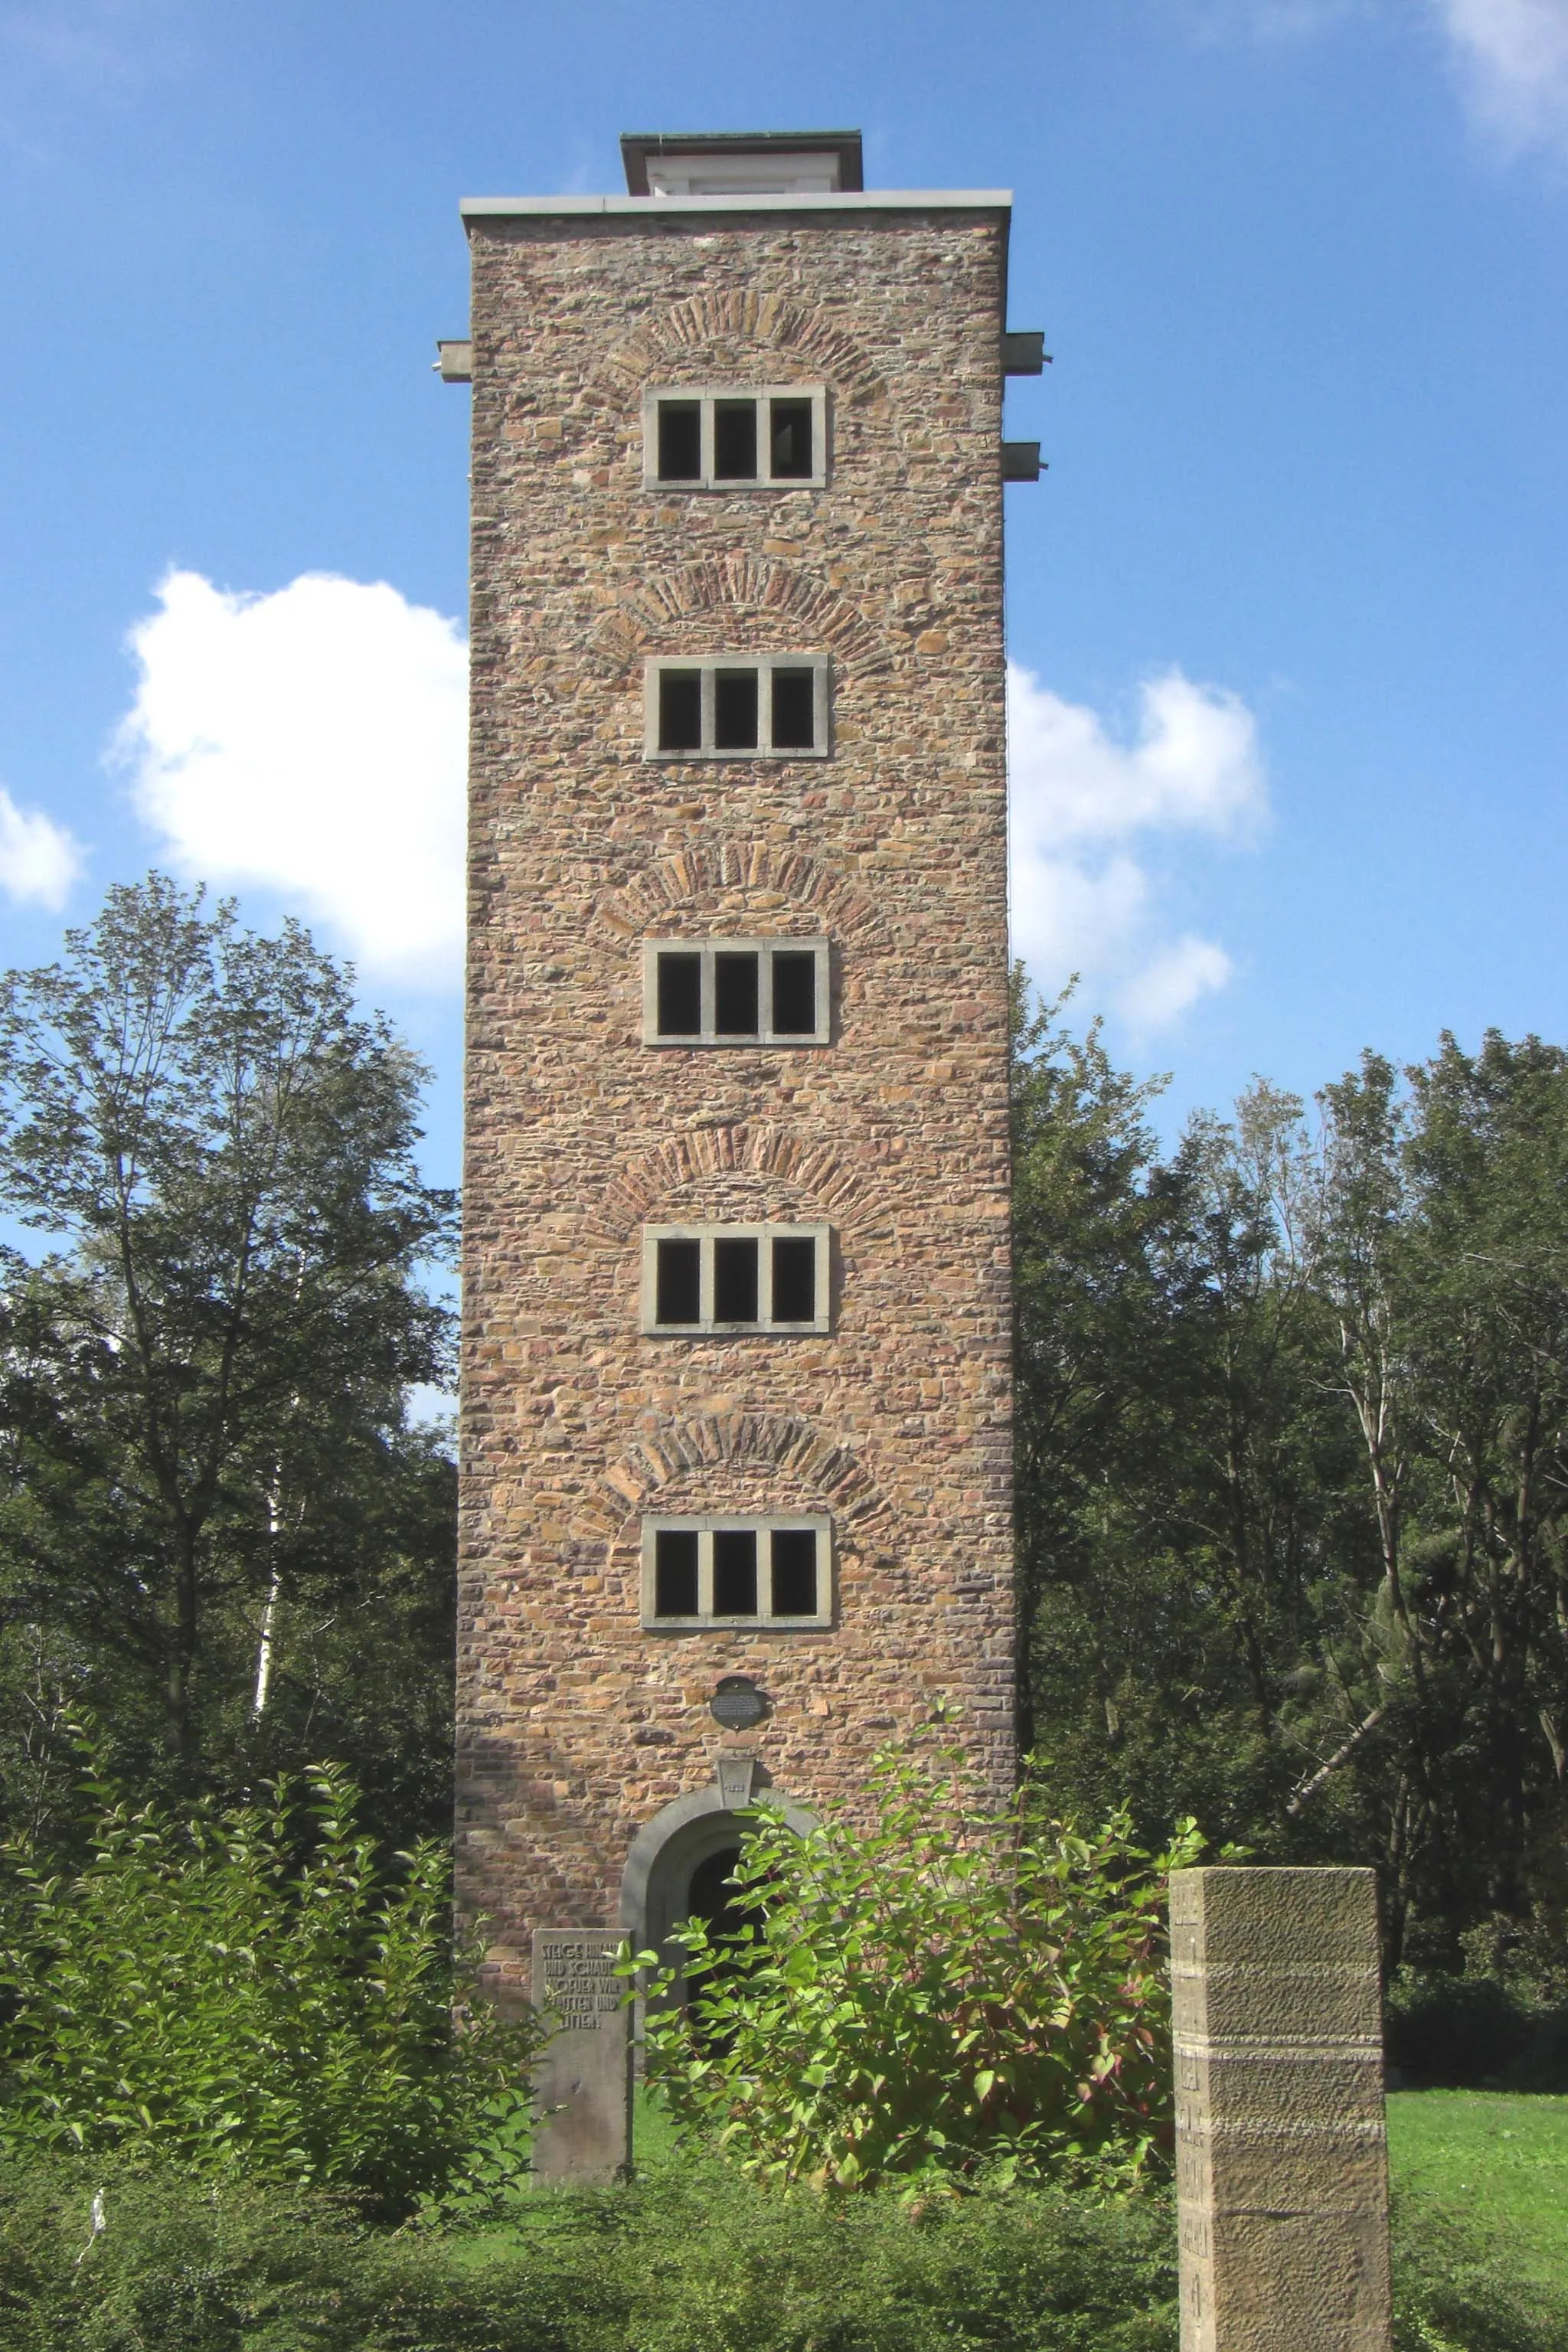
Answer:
[{"xmin": 1387, "ymin": 2089, "xmax": 1568, "ymax": 2294}]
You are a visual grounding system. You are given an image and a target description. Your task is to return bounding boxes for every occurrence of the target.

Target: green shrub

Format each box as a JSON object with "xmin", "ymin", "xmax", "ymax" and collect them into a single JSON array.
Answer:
[
  {"xmin": 630, "ymin": 1744, "xmax": 1204, "ymax": 2192},
  {"xmin": 600, "ymin": 2151, "xmax": 1181, "ymax": 2352},
  {"xmin": 0, "ymin": 1761, "xmax": 541, "ymax": 2213},
  {"xmin": 1386, "ymin": 1973, "xmax": 1568, "ymax": 2092},
  {"xmin": 0, "ymin": 2148, "xmax": 1180, "ymax": 2352},
  {"xmin": 3, "ymin": 2148, "xmax": 1566, "ymax": 2352},
  {"xmin": 0, "ymin": 2154, "xmax": 601, "ymax": 2351}
]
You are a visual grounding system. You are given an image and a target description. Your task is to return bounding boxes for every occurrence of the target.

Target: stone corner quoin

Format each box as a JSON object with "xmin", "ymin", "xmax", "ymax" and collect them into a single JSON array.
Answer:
[{"xmin": 455, "ymin": 150, "xmax": 1018, "ymax": 1992}]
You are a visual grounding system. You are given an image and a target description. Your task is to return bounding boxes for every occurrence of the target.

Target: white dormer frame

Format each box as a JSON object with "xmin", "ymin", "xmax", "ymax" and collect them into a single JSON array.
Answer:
[{"xmin": 645, "ymin": 152, "xmax": 844, "ymax": 198}]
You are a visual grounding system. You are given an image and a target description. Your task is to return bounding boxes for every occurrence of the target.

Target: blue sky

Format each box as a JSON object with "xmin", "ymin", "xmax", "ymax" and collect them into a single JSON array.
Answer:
[{"xmin": 2, "ymin": 0, "xmax": 1566, "ymax": 1193}]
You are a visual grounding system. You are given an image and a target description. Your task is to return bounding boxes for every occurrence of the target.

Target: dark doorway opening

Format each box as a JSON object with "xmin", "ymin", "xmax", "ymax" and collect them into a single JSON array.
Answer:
[
  {"xmin": 684, "ymin": 1845, "xmax": 747, "ymax": 1942},
  {"xmin": 681, "ymin": 1844, "xmax": 763, "ymax": 2046}
]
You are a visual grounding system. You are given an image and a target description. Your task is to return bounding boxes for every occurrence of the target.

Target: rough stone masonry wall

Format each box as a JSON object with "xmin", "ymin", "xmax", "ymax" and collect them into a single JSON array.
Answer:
[{"xmin": 458, "ymin": 205, "xmax": 1015, "ymax": 1991}]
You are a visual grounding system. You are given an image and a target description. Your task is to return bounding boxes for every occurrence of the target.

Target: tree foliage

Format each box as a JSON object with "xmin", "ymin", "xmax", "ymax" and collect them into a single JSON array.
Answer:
[
  {"xmin": 0, "ymin": 877, "xmax": 458, "ymax": 1848},
  {"xmin": 1014, "ymin": 982, "xmax": 1568, "ymax": 1971}
]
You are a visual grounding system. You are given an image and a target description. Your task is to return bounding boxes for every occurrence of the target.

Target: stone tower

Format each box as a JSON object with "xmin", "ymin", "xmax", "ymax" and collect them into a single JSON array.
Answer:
[{"xmin": 453, "ymin": 130, "xmax": 1036, "ymax": 2032}]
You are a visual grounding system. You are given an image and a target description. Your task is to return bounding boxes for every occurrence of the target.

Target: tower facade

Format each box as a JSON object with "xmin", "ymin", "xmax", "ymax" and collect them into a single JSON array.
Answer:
[{"xmin": 456, "ymin": 132, "xmax": 1027, "ymax": 2002}]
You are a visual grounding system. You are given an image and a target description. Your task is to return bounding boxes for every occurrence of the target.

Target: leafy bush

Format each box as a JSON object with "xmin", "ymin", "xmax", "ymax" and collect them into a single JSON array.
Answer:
[
  {"xmin": 0, "ymin": 1759, "xmax": 541, "ymax": 2212},
  {"xmin": 0, "ymin": 2148, "xmax": 1181, "ymax": 2352},
  {"xmin": 1386, "ymin": 1973, "xmax": 1568, "ymax": 2092},
  {"xmin": 5, "ymin": 2148, "xmax": 1564, "ymax": 2352},
  {"xmin": 598, "ymin": 2149, "xmax": 1181, "ymax": 2352},
  {"xmin": 0, "ymin": 2154, "xmax": 599, "ymax": 2351},
  {"xmin": 630, "ymin": 1744, "xmax": 1204, "ymax": 2192}
]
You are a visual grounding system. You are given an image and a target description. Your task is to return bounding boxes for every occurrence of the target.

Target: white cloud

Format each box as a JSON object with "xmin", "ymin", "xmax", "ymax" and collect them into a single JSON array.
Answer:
[
  {"xmin": 1174, "ymin": 0, "xmax": 1568, "ymax": 155},
  {"xmin": 0, "ymin": 785, "xmax": 83, "ymax": 910},
  {"xmin": 115, "ymin": 570, "xmax": 468, "ymax": 987},
  {"xmin": 1435, "ymin": 0, "xmax": 1568, "ymax": 152},
  {"xmin": 1008, "ymin": 664, "xmax": 1264, "ymax": 847},
  {"xmin": 1008, "ymin": 662, "xmax": 1266, "ymax": 1032},
  {"xmin": 1119, "ymin": 936, "xmax": 1237, "ymax": 1027}
]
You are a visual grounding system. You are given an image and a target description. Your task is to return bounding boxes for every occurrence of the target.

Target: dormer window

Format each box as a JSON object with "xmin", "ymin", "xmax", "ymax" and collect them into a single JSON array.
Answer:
[
  {"xmin": 645, "ymin": 153, "xmax": 843, "ymax": 195},
  {"xmin": 645, "ymin": 389, "xmax": 826, "ymax": 489},
  {"xmin": 620, "ymin": 131, "xmax": 864, "ymax": 200},
  {"xmin": 645, "ymin": 657, "xmax": 829, "ymax": 758}
]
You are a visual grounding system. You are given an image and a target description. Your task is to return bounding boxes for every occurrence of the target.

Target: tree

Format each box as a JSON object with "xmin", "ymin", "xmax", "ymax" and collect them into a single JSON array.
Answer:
[
  {"xmin": 1014, "ymin": 998, "xmax": 1568, "ymax": 1972},
  {"xmin": 1397, "ymin": 1031, "xmax": 1568, "ymax": 1953},
  {"xmin": 0, "ymin": 877, "xmax": 457, "ymax": 1834},
  {"xmin": 1009, "ymin": 975, "xmax": 1169, "ymax": 1761},
  {"xmin": 1014, "ymin": 1009, "xmax": 1369, "ymax": 1860}
]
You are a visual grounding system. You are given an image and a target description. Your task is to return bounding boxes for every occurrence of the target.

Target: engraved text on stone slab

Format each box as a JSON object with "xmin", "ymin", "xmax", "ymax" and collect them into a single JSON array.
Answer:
[
  {"xmin": 530, "ymin": 1929, "xmax": 630, "ymax": 2187},
  {"xmin": 535, "ymin": 1932, "xmax": 623, "ymax": 2031}
]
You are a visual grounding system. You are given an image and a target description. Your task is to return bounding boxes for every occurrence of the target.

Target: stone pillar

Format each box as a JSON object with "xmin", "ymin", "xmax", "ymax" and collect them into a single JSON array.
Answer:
[
  {"xmin": 530, "ymin": 1929, "xmax": 631, "ymax": 2186},
  {"xmin": 1170, "ymin": 1867, "xmax": 1392, "ymax": 2352}
]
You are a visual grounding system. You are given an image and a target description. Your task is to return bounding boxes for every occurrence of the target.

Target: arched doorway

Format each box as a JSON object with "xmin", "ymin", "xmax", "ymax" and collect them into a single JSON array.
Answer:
[{"xmin": 620, "ymin": 1779, "xmax": 812, "ymax": 1967}]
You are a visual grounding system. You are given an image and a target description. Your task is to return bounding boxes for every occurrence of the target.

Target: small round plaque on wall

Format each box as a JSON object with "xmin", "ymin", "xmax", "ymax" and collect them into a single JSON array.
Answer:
[{"xmin": 710, "ymin": 1676, "xmax": 767, "ymax": 1730}]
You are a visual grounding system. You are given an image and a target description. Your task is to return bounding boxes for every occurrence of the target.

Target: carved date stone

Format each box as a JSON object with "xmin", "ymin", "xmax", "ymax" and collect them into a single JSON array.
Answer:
[
  {"xmin": 530, "ymin": 1929, "xmax": 631, "ymax": 2185},
  {"xmin": 1170, "ymin": 1867, "xmax": 1392, "ymax": 2352}
]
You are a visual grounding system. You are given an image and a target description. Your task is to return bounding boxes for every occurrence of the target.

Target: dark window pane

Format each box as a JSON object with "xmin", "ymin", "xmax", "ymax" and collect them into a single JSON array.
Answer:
[
  {"xmin": 714, "ymin": 401, "xmax": 758, "ymax": 479},
  {"xmin": 770, "ymin": 1529, "xmax": 818, "ymax": 1617},
  {"xmin": 714, "ymin": 671, "xmax": 759, "ymax": 750},
  {"xmin": 714, "ymin": 1236, "xmax": 760, "ymax": 1324},
  {"xmin": 659, "ymin": 671, "xmax": 703, "ymax": 751},
  {"xmin": 714, "ymin": 952, "xmax": 760, "ymax": 1036},
  {"xmin": 769, "ymin": 399, "xmax": 813, "ymax": 479},
  {"xmin": 658, "ymin": 402, "xmax": 702, "ymax": 481},
  {"xmin": 655, "ymin": 1528, "xmax": 700, "ymax": 1616},
  {"xmin": 656, "ymin": 952, "xmax": 702, "ymax": 1037},
  {"xmin": 771, "ymin": 1235, "xmax": 817, "ymax": 1325},
  {"xmin": 655, "ymin": 1238, "xmax": 701, "ymax": 1325},
  {"xmin": 769, "ymin": 669, "xmax": 815, "ymax": 750},
  {"xmin": 713, "ymin": 1529, "xmax": 758, "ymax": 1615},
  {"xmin": 769, "ymin": 950, "xmax": 817, "ymax": 1036}
]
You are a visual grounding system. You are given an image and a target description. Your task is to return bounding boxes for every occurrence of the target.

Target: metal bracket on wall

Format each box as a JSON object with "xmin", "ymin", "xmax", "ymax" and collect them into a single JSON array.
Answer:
[
  {"xmin": 1001, "ymin": 330, "xmax": 1049, "ymax": 375},
  {"xmin": 1002, "ymin": 440, "xmax": 1044, "ymax": 481}
]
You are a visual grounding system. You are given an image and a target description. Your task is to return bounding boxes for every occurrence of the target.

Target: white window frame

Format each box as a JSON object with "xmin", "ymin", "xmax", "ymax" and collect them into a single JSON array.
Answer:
[
  {"xmin": 640, "ymin": 1515, "xmax": 833, "ymax": 1631},
  {"xmin": 642, "ymin": 385, "xmax": 828, "ymax": 491},
  {"xmin": 641, "ymin": 1223, "xmax": 831, "ymax": 1335},
  {"xmin": 642, "ymin": 938, "xmax": 831, "ymax": 1047},
  {"xmin": 644, "ymin": 655, "xmax": 831, "ymax": 760}
]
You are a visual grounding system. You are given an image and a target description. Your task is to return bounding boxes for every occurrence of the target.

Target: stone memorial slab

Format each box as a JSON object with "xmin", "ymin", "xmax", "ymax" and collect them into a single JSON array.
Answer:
[
  {"xmin": 531, "ymin": 1929, "xmax": 630, "ymax": 2185},
  {"xmin": 1171, "ymin": 1867, "xmax": 1391, "ymax": 2352}
]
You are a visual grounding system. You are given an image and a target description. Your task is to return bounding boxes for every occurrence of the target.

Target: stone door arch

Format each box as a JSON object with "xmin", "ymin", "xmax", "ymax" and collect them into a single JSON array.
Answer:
[{"xmin": 619, "ymin": 1777, "xmax": 813, "ymax": 1961}]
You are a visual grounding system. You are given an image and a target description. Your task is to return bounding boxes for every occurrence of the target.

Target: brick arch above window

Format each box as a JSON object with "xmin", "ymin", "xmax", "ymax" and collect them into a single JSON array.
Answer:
[
  {"xmin": 593, "ymin": 837, "xmax": 886, "ymax": 949},
  {"xmin": 586, "ymin": 554, "xmax": 890, "ymax": 683},
  {"xmin": 586, "ymin": 288, "xmax": 893, "ymax": 424},
  {"xmin": 579, "ymin": 1119, "xmax": 874, "ymax": 1246},
  {"xmin": 581, "ymin": 1410, "xmax": 886, "ymax": 1547}
]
